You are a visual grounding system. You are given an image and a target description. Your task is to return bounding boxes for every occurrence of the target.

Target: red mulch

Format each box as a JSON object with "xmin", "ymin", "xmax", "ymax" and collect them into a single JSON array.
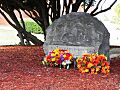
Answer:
[{"xmin": 0, "ymin": 46, "xmax": 119, "ymax": 90}]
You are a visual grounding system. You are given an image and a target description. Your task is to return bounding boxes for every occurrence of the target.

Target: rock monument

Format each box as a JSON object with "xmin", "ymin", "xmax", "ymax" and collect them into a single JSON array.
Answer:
[{"xmin": 43, "ymin": 12, "xmax": 110, "ymax": 61}]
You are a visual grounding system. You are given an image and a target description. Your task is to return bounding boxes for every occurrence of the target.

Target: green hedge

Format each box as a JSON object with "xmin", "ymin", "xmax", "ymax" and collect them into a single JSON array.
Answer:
[{"xmin": 21, "ymin": 21, "xmax": 44, "ymax": 34}]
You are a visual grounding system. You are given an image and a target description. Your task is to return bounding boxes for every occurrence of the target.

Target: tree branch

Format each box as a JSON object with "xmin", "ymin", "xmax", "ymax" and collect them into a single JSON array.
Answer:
[
  {"xmin": 90, "ymin": 0, "xmax": 102, "ymax": 15},
  {"xmin": 56, "ymin": 0, "xmax": 60, "ymax": 18},
  {"xmin": 61, "ymin": 0, "xmax": 65, "ymax": 15},
  {"xmin": 17, "ymin": 9, "xmax": 25, "ymax": 30},
  {"xmin": 0, "ymin": 9, "xmax": 17, "ymax": 30},
  {"xmin": 92, "ymin": 0, "xmax": 117, "ymax": 16},
  {"xmin": 101, "ymin": 0, "xmax": 107, "ymax": 10},
  {"xmin": 72, "ymin": 0, "xmax": 83, "ymax": 12},
  {"xmin": 63, "ymin": 0, "xmax": 72, "ymax": 14},
  {"xmin": 84, "ymin": 0, "xmax": 94, "ymax": 12},
  {"xmin": 23, "ymin": 10, "xmax": 44, "ymax": 29}
]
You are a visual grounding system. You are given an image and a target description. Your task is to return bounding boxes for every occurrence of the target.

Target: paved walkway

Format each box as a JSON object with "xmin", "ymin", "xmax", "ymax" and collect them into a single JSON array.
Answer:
[
  {"xmin": 103, "ymin": 21, "xmax": 120, "ymax": 46},
  {"xmin": 0, "ymin": 25, "xmax": 44, "ymax": 45},
  {"xmin": 0, "ymin": 25, "xmax": 19, "ymax": 45}
]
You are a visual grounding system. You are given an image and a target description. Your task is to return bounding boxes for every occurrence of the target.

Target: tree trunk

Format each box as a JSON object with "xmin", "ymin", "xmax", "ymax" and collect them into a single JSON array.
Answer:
[
  {"xmin": 17, "ymin": 27, "xmax": 43, "ymax": 45},
  {"xmin": 22, "ymin": 31, "xmax": 44, "ymax": 45},
  {"xmin": 17, "ymin": 31, "xmax": 25, "ymax": 45}
]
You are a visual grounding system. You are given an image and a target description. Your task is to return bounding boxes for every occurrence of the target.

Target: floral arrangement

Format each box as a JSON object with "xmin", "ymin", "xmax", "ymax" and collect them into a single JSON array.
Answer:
[
  {"xmin": 42, "ymin": 48, "xmax": 110, "ymax": 74},
  {"xmin": 76, "ymin": 53, "xmax": 110, "ymax": 74},
  {"xmin": 42, "ymin": 48, "xmax": 73, "ymax": 69}
]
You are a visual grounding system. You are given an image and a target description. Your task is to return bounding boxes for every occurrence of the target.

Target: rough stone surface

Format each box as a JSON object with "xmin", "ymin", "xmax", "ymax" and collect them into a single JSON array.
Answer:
[
  {"xmin": 43, "ymin": 12, "xmax": 110, "ymax": 60},
  {"xmin": 45, "ymin": 45, "xmax": 99, "ymax": 58}
]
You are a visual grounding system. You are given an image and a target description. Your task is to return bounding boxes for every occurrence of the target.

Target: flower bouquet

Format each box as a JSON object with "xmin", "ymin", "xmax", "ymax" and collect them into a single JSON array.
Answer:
[
  {"xmin": 76, "ymin": 53, "xmax": 110, "ymax": 74},
  {"xmin": 42, "ymin": 48, "xmax": 73, "ymax": 69}
]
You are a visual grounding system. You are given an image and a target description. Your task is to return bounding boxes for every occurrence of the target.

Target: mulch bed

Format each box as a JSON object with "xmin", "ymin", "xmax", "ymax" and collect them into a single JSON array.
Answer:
[{"xmin": 0, "ymin": 46, "xmax": 119, "ymax": 90}]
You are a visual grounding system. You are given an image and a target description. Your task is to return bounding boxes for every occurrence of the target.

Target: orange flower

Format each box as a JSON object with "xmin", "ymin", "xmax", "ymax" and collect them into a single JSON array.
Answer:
[
  {"xmin": 79, "ymin": 68, "xmax": 86, "ymax": 74},
  {"xmin": 77, "ymin": 64, "xmax": 81, "ymax": 68},
  {"xmin": 99, "ymin": 54, "xmax": 107, "ymax": 61},
  {"xmin": 104, "ymin": 61, "xmax": 109, "ymax": 66},
  {"xmin": 101, "ymin": 62, "xmax": 106, "ymax": 66},
  {"xmin": 91, "ymin": 68, "xmax": 95, "ymax": 74},
  {"xmin": 101, "ymin": 67, "xmax": 107, "ymax": 74},
  {"xmin": 87, "ymin": 62, "xmax": 94, "ymax": 68},
  {"xmin": 76, "ymin": 53, "xmax": 110, "ymax": 74}
]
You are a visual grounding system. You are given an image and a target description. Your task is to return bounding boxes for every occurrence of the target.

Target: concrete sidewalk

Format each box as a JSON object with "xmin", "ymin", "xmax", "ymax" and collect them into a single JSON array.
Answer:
[
  {"xmin": 0, "ymin": 25, "xmax": 19, "ymax": 45},
  {"xmin": 0, "ymin": 25, "xmax": 44, "ymax": 45},
  {"xmin": 103, "ymin": 21, "xmax": 120, "ymax": 46}
]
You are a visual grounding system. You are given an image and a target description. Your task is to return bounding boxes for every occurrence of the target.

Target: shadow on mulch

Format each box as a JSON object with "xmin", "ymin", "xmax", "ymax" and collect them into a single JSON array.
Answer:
[{"xmin": 0, "ymin": 46, "xmax": 119, "ymax": 90}]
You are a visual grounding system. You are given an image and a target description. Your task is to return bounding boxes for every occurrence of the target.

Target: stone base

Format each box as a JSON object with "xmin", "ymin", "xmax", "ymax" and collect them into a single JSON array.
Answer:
[{"xmin": 43, "ymin": 45, "xmax": 99, "ymax": 57}]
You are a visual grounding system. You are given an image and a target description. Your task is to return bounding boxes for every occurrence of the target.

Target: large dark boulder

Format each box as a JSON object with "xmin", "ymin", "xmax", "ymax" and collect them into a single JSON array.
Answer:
[{"xmin": 43, "ymin": 12, "xmax": 110, "ymax": 61}]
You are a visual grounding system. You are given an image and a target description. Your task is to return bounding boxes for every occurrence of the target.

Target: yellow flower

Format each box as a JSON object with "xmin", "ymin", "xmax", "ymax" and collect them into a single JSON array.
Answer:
[
  {"xmin": 63, "ymin": 54, "xmax": 66, "ymax": 58},
  {"xmin": 84, "ymin": 69, "xmax": 89, "ymax": 73},
  {"xmin": 55, "ymin": 52, "xmax": 59, "ymax": 56},
  {"xmin": 106, "ymin": 69, "xmax": 110, "ymax": 73},
  {"xmin": 76, "ymin": 58, "xmax": 82, "ymax": 62},
  {"xmin": 104, "ymin": 66, "xmax": 110, "ymax": 69},
  {"xmin": 87, "ymin": 62, "xmax": 94, "ymax": 68},
  {"xmin": 69, "ymin": 56, "xmax": 72, "ymax": 60},
  {"xmin": 51, "ymin": 53, "xmax": 55, "ymax": 56},
  {"xmin": 96, "ymin": 67, "xmax": 100, "ymax": 72},
  {"xmin": 89, "ymin": 56, "xmax": 93, "ymax": 62},
  {"xmin": 52, "ymin": 58, "xmax": 56, "ymax": 62},
  {"xmin": 83, "ymin": 60, "xmax": 87, "ymax": 64}
]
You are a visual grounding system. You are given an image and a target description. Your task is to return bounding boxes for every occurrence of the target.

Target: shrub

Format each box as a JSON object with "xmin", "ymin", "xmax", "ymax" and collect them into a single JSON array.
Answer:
[
  {"xmin": 114, "ymin": 4, "xmax": 120, "ymax": 17},
  {"xmin": 111, "ymin": 16, "xmax": 120, "ymax": 25},
  {"xmin": 21, "ymin": 21, "xmax": 44, "ymax": 34}
]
